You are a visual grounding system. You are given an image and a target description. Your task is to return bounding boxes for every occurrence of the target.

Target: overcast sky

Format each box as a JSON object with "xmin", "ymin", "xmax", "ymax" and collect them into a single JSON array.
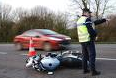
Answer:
[
  {"xmin": 1, "ymin": 0, "xmax": 116, "ymax": 15},
  {"xmin": 1, "ymin": 0, "xmax": 71, "ymax": 12}
]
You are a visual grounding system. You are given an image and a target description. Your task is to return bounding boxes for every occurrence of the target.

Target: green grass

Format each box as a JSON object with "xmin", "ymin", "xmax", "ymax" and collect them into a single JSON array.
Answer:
[{"xmin": 0, "ymin": 42, "xmax": 13, "ymax": 44}]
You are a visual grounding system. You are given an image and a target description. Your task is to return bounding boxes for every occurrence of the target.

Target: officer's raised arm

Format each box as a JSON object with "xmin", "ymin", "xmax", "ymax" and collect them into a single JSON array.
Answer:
[{"xmin": 94, "ymin": 19, "xmax": 106, "ymax": 25}]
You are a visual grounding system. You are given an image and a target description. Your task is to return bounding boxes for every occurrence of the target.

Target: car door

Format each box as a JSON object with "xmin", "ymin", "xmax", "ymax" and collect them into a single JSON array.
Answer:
[
  {"xmin": 22, "ymin": 31, "xmax": 42, "ymax": 49},
  {"xmin": 32, "ymin": 35, "xmax": 42, "ymax": 49}
]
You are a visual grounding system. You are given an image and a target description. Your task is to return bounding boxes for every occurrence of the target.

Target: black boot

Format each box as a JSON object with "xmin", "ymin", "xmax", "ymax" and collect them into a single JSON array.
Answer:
[
  {"xmin": 91, "ymin": 70, "xmax": 101, "ymax": 76},
  {"xmin": 83, "ymin": 70, "xmax": 90, "ymax": 74}
]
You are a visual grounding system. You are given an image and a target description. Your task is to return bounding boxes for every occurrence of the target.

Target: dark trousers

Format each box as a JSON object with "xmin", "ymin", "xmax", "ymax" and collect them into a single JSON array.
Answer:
[{"xmin": 81, "ymin": 41, "xmax": 96, "ymax": 71}]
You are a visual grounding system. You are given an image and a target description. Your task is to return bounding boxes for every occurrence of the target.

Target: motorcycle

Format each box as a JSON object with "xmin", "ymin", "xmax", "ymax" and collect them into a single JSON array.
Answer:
[
  {"xmin": 26, "ymin": 50, "xmax": 83, "ymax": 74},
  {"xmin": 26, "ymin": 53, "xmax": 60, "ymax": 74}
]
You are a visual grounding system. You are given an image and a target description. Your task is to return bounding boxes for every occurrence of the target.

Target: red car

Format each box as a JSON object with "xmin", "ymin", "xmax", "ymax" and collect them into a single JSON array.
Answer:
[{"xmin": 14, "ymin": 29, "xmax": 71, "ymax": 51}]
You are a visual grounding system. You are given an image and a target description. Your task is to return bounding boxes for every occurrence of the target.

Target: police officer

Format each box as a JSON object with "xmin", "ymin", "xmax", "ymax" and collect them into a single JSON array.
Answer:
[{"xmin": 77, "ymin": 8, "xmax": 106, "ymax": 76}]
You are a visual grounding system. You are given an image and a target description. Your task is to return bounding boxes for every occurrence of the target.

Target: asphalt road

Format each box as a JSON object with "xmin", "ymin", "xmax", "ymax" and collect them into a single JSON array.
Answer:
[{"xmin": 0, "ymin": 44, "xmax": 116, "ymax": 78}]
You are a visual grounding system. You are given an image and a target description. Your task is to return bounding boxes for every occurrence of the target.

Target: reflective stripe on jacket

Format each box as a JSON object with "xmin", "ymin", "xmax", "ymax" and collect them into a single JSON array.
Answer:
[{"xmin": 77, "ymin": 16, "xmax": 90, "ymax": 42}]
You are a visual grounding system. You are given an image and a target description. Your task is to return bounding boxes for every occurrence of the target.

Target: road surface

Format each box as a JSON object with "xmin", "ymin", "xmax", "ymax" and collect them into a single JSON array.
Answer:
[{"xmin": 0, "ymin": 44, "xmax": 116, "ymax": 78}]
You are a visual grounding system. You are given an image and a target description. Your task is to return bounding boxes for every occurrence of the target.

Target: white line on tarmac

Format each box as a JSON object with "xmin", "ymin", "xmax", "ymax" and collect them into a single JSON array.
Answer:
[
  {"xmin": 20, "ymin": 53, "xmax": 28, "ymax": 56},
  {"xmin": 0, "ymin": 52, "xmax": 7, "ymax": 54},
  {"xmin": 20, "ymin": 54, "xmax": 116, "ymax": 61},
  {"xmin": 1, "ymin": 52, "xmax": 116, "ymax": 61},
  {"xmin": 96, "ymin": 58, "xmax": 116, "ymax": 61}
]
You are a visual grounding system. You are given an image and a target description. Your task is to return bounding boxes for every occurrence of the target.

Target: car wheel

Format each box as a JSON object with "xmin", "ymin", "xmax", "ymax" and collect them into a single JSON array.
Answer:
[
  {"xmin": 43, "ymin": 42, "xmax": 52, "ymax": 51},
  {"xmin": 15, "ymin": 43, "xmax": 23, "ymax": 50}
]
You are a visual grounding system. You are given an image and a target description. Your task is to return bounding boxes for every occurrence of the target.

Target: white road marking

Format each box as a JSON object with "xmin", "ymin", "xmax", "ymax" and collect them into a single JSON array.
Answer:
[
  {"xmin": 0, "ymin": 52, "xmax": 7, "ymax": 54},
  {"xmin": 20, "ymin": 53, "xmax": 28, "ymax": 56},
  {"xmin": 1, "ymin": 52, "xmax": 116, "ymax": 61},
  {"xmin": 96, "ymin": 58, "xmax": 116, "ymax": 61},
  {"xmin": 19, "ymin": 53, "xmax": 116, "ymax": 61}
]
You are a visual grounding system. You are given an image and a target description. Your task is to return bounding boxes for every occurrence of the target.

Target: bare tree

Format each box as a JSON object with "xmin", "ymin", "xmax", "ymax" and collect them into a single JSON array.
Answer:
[
  {"xmin": 1, "ymin": 4, "xmax": 12, "ymax": 20},
  {"xmin": 13, "ymin": 6, "xmax": 68, "ymax": 35},
  {"xmin": 0, "ymin": 3, "xmax": 2, "ymax": 28},
  {"xmin": 12, "ymin": 8, "xmax": 29, "ymax": 22},
  {"xmin": 82, "ymin": 0, "xmax": 88, "ymax": 9},
  {"xmin": 70, "ymin": 0, "xmax": 114, "ymax": 19},
  {"xmin": 0, "ymin": 4, "xmax": 14, "ymax": 42}
]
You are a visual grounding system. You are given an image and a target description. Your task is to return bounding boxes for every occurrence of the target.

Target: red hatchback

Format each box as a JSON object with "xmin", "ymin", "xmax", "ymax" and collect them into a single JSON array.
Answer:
[{"xmin": 14, "ymin": 29, "xmax": 71, "ymax": 51}]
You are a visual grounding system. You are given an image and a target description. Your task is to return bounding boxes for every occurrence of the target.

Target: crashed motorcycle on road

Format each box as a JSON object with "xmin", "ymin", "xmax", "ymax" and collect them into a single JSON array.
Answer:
[{"xmin": 26, "ymin": 50, "xmax": 82, "ymax": 74}]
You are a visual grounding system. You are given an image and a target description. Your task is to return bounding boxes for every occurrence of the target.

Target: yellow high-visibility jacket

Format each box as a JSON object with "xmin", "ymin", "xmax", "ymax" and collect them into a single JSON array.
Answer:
[{"xmin": 77, "ymin": 16, "xmax": 90, "ymax": 42}]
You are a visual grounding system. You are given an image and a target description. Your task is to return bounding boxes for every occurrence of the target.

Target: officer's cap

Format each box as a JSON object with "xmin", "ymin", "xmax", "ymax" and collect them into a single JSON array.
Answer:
[{"xmin": 82, "ymin": 8, "xmax": 92, "ymax": 13}]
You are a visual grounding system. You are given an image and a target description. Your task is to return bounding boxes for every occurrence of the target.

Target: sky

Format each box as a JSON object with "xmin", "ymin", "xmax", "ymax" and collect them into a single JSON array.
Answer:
[
  {"xmin": 1, "ymin": 0, "xmax": 71, "ymax": 12},
  {"xmin": 1, "ymin": 0, "xmax": 116, "ymax": 13},
  {"xmin": 1, "ymin": 0, "xmax": 116, "ymax": 17}
]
